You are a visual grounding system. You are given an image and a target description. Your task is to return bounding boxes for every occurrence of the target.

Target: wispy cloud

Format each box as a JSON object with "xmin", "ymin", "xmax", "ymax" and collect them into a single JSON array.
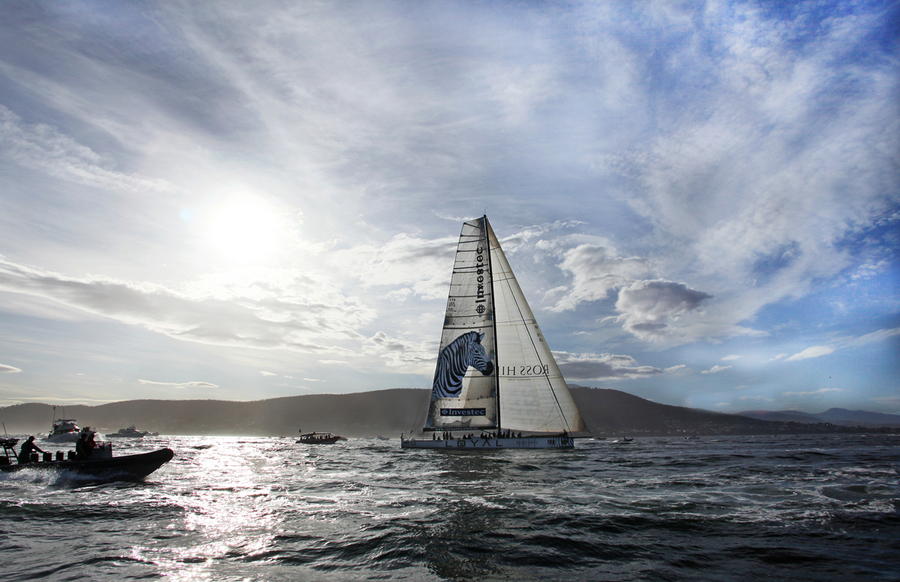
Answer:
[
  {"xmin": 786, "ymin": 346, "xmax": 836, "ymax": 361},
  {"xmin": 555, "ymin": 352, "xmax": 662, "ymax": 381},
  {"xmin": 782, "ymin": 388, "xmax": 842, "ymax": 397},
  {"xmin": 701, "ymin": 365, "xmax": 732, "ymax": 375},
  {"xmin": 138, "ymin": 380, "xmax": 219, "ymax": 389},
  {"xmin": 0, "ymin": 106, "xmax": 179, "ymax": 195},
  {"xmin": 0, "ymin": 257, "xmax": 372, "ymax": 355},
  {"xmin": 785, "ymin": 327, "xmax": 900, "ymax": 362},
  {"xmin": 846, "ymin": 327, "xmax": 900, "ymax": 347},
  {"xmin": 739, "ymin": 395, "xmax": 772, "ymax": 402},
  {"xmin": 0, "ymin": 363, "xmax": 22, "ymax": 373}
]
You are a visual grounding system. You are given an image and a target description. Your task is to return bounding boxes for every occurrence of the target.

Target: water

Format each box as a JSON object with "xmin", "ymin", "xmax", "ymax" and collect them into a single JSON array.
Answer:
[{"xmin": 1, "ymin": 434, "xmax": 897, "ymax": 581}]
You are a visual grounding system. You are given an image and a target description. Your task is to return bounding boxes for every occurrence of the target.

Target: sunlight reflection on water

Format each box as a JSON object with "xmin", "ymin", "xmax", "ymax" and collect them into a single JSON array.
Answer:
[{"xmin": 2, "ymin": 434, "xmax": 898, "ymax": 581}]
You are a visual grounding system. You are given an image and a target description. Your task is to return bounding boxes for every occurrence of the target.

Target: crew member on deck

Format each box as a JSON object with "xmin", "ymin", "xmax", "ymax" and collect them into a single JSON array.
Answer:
[
  {"xmin": 75, "ymin": 432, "xmax": 92, "ymax": 461},
  {"xmin": 18, "ymin": 436, "xmax": 44, "ymax": 464}
]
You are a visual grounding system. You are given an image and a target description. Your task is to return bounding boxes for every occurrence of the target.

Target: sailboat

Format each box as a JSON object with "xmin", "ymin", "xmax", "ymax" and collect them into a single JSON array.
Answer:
[{"xmin": 401, "ymin": 216, "xmax": 587, "ymax": 449}]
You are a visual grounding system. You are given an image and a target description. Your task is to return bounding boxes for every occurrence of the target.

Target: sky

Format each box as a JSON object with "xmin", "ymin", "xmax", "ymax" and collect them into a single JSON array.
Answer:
[{"xmin": 0, "ymin": 1, "xmax": 897, "ymax": 416}]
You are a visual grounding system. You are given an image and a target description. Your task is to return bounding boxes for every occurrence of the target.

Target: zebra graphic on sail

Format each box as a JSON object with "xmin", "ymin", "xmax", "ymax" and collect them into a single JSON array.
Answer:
[{"xmin": 430, "ymin": 331, "xmax": 494, "ymax": 400}]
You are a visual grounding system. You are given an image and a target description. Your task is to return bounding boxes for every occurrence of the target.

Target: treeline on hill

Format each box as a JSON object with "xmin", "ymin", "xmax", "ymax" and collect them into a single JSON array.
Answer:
[{"xmin": 0, "ymin": 387, "xmax": 889, "ymax": 438}]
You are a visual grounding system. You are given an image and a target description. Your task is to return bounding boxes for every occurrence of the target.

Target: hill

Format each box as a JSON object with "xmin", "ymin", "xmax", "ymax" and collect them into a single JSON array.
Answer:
[
  {"xmin": 738, "ymin": 408, "xmax": 900, "ymax": 428},
  {"xmin": 0, "ymin": 389, "xmax": 429, "ymax": 438},
  {"xmin": 0, "ymin": 388, "xmax": 891, "ymax": 438}
]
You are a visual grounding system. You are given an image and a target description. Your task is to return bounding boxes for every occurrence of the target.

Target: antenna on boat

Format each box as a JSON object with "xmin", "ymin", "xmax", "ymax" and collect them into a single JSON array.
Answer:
[{"xmin": 2, "ymin": 422, "xmax": 7, "ymax": 436}]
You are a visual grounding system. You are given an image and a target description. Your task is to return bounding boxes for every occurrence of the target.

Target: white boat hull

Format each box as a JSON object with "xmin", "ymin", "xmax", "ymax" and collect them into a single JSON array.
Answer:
[
  {"xmin": 45, "ymin": 433, "xmax": 81, "ymax": 443},
  {"xmin": 401, "ymin": 436, "xmax": 576, "ymax": 449}
]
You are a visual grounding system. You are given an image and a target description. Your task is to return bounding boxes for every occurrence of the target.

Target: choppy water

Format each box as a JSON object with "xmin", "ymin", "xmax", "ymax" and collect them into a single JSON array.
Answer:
[{"xmin": 1, "ymin": 434, "xmax": 897, "ymax": 581}]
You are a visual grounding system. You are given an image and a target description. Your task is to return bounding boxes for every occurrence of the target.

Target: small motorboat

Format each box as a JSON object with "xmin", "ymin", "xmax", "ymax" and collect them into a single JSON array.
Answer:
[
  {"xmin": 296, "ymin": 431, "xmax": 343, "ymax": 444},
  {"xmin": 106, "ymin": 425, "xmax": 158, "ymax": 438},
  {"xmin": 0, "ymin": 437, "xmax": 174, "ymax": 482},
  {"xmin": 46, "ymin": 418, "xmax": 81, "ymax": 443}
]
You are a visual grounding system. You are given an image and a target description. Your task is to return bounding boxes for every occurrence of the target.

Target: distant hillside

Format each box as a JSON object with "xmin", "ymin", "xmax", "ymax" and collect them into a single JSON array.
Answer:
[
  {"xmin": 570, "ymin": 387, "xmax": 771, "ymax": 436},
  {"xmin": 0, "ymin": 389, "xmax": 430, "ymax": 438},
  {"xmin": 815, "ymin": 408, "xmax": 900, "ymax": 427},
  {"xmin": 0, "ymin": 388, "xmax": 891, "ymax": 439},
  {"xmin": 736, "ymin": 410, "xmax": 823, "ymax": 424},
  {"xmin": 738, "ymin": 408, "xmax": 900, "ymax": 428}
]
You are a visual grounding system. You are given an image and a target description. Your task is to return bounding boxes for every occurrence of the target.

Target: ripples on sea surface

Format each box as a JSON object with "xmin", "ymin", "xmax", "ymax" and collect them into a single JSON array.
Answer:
[{"xmin": 1, "ymin": 434, "xmax": 897, "ymax": 581}]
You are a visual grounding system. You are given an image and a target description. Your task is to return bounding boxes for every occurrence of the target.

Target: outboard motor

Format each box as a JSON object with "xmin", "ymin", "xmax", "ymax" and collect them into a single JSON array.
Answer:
[
  {"xmin": 56, "ymin": 451, "xmax": 65, "ymax": 461},
  {"xmin": 43, "ymin": 452, "xmax": 52, "ymax": 462}
]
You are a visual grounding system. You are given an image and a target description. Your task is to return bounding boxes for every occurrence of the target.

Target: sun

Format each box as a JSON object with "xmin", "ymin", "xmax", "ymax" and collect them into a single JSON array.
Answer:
[{"xmin": 204, "ymin": 196, "xmax": 285, "ymax": 264}]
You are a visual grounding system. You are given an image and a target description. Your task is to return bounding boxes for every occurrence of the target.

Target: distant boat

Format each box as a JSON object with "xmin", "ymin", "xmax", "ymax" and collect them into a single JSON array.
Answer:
[
  {"xmin": 296, "ymin": 431, "xmax": 343, "ymax": 444},
  {"xmin": 0, "ymin": 437, "xmax": 173, "ymax": 482},
  {"xmin": 106, "ymin": 425, "xmax": 158, "ymax": 438},
  {"xmin": 46, "ymin": 418, "xmax": 81, "ymax": 443},
  {"xmin": 400, "ymin": 216, "xmax": 587, "ymax": 450},
  {"xmin": 613, "ymin": 437, "xmax": 634, "ymax": 444}
]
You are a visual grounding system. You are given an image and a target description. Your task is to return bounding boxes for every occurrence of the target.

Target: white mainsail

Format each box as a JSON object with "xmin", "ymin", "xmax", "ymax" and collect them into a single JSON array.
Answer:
[
  {"xmin": 425, "ymin": 218, "xmax": 498, "ymax": 431},
  {"xmin": 424, "ymin": 216, "xmax": 585, "ymax": 436}
]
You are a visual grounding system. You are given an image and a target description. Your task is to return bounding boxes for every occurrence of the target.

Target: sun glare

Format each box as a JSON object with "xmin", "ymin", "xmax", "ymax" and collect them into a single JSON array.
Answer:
[{"xmin": 204, "ymin": 197, "xmax": 285, "ymax": 264}]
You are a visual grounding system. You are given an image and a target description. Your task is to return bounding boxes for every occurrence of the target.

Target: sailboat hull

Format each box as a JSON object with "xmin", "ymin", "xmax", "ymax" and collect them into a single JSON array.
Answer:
[{"xmin": 401, "ymin": 436, "xmax": 575, "ymax": 449}]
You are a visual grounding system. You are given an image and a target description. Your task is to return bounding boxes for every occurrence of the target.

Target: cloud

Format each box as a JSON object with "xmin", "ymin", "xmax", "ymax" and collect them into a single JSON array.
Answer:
[
  {"xmin": 600, "ymin": 3, "xmax": 899, "ymax": 341},
  {"xmin": 552, "ymin": 243, "xmax": 652, "ymax": 311},
  {"xmin": 739, "ymin": 395, "xmax": 772, "ymax": 402},
  {"xmin": 870, "ymin": 395, "xmax": 900, "ymax": 412},
  {"xmin": 138, "ymin": 380, "xmax": 219, "ymax": 388},
  {"xmin": 554, "ymin": 352, "xmax": 662, "ymax": 381},
  {"xmin": 0, "ymin": 106, "xmax": 179, "ymax": 195},
  {"xmin": 0, "ymin": 257, "xmax": 371, "ymax": 356},
  {"xmin": 701, "ymin": 365, "xmax": 732, "ymax": 374},
  {"xmin": 260, "ymin": 371, "xmax": 278, "ymax": 377},
  {"xmin": 722, "ymin": 355, "xmax": 741, "ymax": 361},
  {"xmin": 783, "ymin": 327, "xmax": 899, "ymax": 363},
  {"xmin": 845, "ymin": 327, "xmax": 900, "ymax": 347},
  {"xmin": 0, "ymin": 363, "xmax": 22, "ymax": 373},
  {"xmin": 782, "ymin": 388, "xmax": 842, "ymax": 397},
  {"xmin": 614, "ymin": 280, "xmax": 713, "ymax": 340},
  {"xmin": 363, "ymin": 331, "xmax": 434, "ymax": 369},
  {"xmin": 786, "ymin": 346, "xmax": 836, "ymax": 361},
  {"xmin": 332, "ymin": 234, "xmax": 458, "ymax": 301}
]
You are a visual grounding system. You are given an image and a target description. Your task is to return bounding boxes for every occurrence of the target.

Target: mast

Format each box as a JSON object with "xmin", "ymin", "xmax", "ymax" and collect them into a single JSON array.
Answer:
[{"xmin": 485, "ymin": 215, "xmax": 501, "ymax": 431}]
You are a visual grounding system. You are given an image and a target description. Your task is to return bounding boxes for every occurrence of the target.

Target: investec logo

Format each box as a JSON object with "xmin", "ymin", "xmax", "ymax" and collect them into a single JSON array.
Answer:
[
  {"xmin": 441, "ymin": 408, "xmax": 486, "ymax": 416},
  {"xmin": 474, "ymin": 246, "xmax": 486, "ymax": 314}
]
